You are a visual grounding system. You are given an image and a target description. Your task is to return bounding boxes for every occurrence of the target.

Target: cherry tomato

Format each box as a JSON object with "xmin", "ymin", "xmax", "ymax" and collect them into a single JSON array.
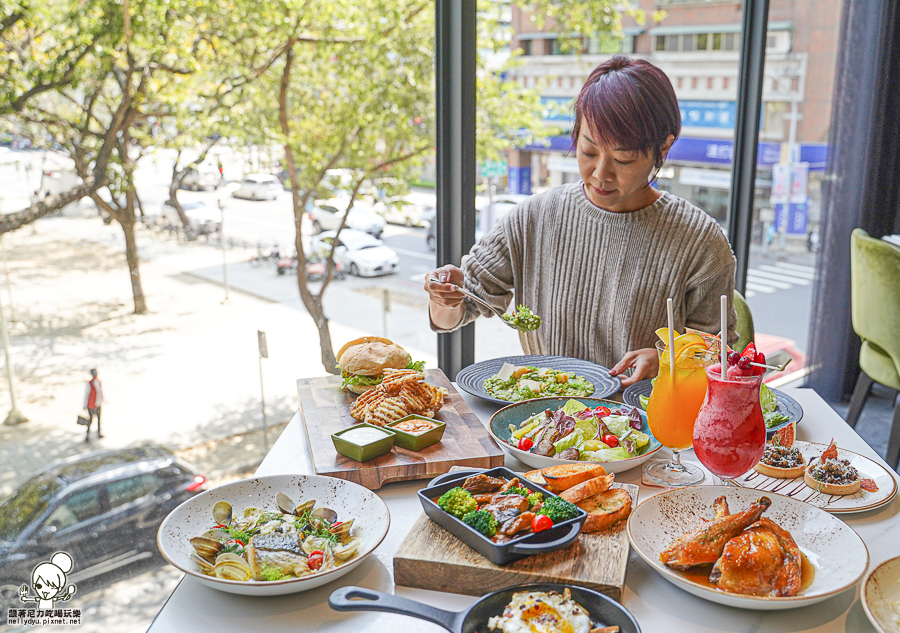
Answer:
[
  {"xmin": 518, "ymin": 437, "xmax": 534, "ymax": 451},
  {"xmin": 532, "ymin": 514, "xmax": 553, "ymax": 533},
  {"xmin": 307, "ymin": 550, "xmax": 325, "ymax": 570},
  {"xmin": 602, "ymin": 434, "xmax": 619, "ymax": 448},
  {"xmin": 593, "ymin": 406, "xmax": 611, "ymax": 417}
]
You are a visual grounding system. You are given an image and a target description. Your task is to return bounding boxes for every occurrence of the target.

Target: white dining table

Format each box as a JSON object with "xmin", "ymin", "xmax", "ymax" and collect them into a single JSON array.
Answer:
[{"xmin": 148, "ymin": 386, "xmax": 900, "ymax": 633}]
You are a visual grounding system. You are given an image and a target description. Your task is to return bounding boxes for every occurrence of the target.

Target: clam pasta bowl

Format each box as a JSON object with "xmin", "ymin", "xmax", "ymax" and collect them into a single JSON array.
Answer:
[
  {"xmin": 157, "ymin": 474, "xmax": 390, "ymax": 596},
  {"xmin": 627, "ymin": 486, "xmax": 869, "ymax": 610},
  {"xmin": 488, "ymin": 397, "xmax": 662, "ymax": 474}
]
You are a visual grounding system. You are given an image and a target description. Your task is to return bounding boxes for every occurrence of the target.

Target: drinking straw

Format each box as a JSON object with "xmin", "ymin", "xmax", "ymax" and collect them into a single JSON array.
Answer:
[
  {"xmin": 720, "ymin": 294, "xmax": 728, "ymax": 379},
  {"xmin": 666, "ymin": 298, "xmax": 675, "ymax": 375}
]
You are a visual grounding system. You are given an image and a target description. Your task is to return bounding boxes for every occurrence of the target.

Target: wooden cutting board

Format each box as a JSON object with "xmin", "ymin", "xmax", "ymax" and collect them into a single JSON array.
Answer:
[
  {"xmin": 393, "ymin": 480, "xmax": 638, "ymax": 600},
  {"xmin": 296, "ymin": 369, "xmax": 505, "ymax": 490}
]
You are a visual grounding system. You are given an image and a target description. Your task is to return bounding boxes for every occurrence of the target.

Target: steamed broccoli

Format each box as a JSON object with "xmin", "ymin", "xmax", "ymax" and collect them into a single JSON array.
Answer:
[
  {"xmin": 500, "ymin": 486, "xmax": 530, "ymax": 497},
  {"xmin": 462, "ymin": 510, "xmax": 499, "ymax": 538},
  {"xmin": 526, "ymin": 492, "xmax": 543, "ymax": 508},
  {"xmin": 536, "ymin": 496, "xmax": 580, "ymax": 523},
  {"xmin": 437, "ymin": 487, "xmax": 477, "ymax": 518}
]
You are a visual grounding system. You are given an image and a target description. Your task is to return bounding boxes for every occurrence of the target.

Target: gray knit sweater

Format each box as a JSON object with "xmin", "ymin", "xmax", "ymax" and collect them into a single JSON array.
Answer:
[{"xmin": 433, "ymin": 182, "xmax": 738, "ymax": 368}]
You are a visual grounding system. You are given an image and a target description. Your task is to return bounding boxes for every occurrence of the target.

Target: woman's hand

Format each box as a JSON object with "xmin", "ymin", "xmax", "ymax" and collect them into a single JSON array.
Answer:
[
  {"xmin": 425, "ymin": 265, "xmax": 466, "ymax": 329},
  {"xmin": 609, "ymin": 348, "xmax": 659, "ymax": 387}
]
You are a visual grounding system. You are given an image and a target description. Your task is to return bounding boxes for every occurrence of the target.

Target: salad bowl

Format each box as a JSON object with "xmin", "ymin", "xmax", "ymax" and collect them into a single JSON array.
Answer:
[{"xmin": 487, "ymin": 397, "xmax": 662, "ymax": 474}]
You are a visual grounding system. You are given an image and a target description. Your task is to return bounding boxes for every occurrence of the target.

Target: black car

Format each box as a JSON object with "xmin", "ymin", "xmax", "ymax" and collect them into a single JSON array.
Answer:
[{"xmin": 0, "ymin": 445, "xmax": 206, "ymax": 610}]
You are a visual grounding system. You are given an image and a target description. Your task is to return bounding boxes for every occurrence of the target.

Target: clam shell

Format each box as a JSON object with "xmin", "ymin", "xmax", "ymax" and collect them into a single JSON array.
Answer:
[
  {"xmin": 214, "ymin": 553, "xmax": 253, "ymax": 582},
  {"xmin": 190, "ymin": 536, "xmax": 223, "ymax": 562}
]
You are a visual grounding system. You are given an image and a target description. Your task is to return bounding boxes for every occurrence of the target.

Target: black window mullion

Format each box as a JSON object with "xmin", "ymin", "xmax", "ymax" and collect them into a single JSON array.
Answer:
[
  {"xmin": 435, "ymin": 0, "xmax": 476, "ymax": 380},
  {"xmin": 728, "ymin": 0, "xmax": 770, "ymax": 294}
]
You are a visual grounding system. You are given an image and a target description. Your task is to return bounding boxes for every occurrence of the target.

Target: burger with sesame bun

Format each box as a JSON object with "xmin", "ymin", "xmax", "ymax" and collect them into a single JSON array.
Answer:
[{"xmin": 337, "ymin": 337, "xmax": 425, "ymax": 394}]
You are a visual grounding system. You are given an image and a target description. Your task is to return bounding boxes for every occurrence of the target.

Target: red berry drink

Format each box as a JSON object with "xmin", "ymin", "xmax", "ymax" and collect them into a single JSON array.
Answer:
[{"xmin": 692, "ymin": 363, "xmax": 766, "ymax": 480}]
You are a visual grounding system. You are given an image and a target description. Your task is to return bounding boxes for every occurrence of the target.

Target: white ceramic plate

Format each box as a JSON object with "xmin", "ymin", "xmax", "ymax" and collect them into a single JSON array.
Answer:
[
  {"xmin": 627, "ymin": 486, "xmax": 869, "ymax": 610},
  {"xmin": 862, "ymin": 556, "xmax": 900, "ymax": 633},
  {"xmin": 157, "ymin": 474, "xmax": 390, "ymax": 596},
  {"xmin": 735, "ymin": 441, "xmax": 897, "ymax": 513}
]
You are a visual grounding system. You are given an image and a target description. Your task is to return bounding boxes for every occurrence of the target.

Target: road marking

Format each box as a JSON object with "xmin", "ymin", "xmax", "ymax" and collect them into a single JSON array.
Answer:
[
  {"xmin": 747, "ymin": 269, "xmax": 810, "ymax": 286},
  {"xmin": 391, "ymin": 247, "xmax": 436, "ymax": 261},
  {"xmin": 745, "ymin": 282, "xmax": 777, "ymax": 293},
  {"xmin": 744, "ymin": 289, "xmax": 756, "ymax": 298},
  {"xmin": 771, "ymin": 262, "xmax": 816, "ymax": 274},
  {"xmin": 758, "ymin": 264, "xmax": 816, "ymax": 279}
]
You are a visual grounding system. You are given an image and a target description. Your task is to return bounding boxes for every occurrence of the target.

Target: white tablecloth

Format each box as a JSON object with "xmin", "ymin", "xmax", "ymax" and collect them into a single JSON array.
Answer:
[{"xmin": 148, "ymin": 387, "xmax": 899, "ymax": 633}]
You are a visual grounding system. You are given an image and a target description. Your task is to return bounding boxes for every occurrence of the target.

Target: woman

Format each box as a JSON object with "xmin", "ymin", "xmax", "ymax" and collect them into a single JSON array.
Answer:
[{"xmin": 425, "ymin": 55, "xmax": 736, "ymax": 387}]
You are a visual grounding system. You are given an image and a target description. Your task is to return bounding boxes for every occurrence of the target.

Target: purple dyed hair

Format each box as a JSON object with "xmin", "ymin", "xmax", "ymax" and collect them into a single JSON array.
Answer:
[{"xmin": 572, "ymin": 55, "xmax": 681, "ymax": 169}]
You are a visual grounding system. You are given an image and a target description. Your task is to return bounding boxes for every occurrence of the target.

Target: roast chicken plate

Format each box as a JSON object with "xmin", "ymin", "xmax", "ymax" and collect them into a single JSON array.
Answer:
[{"xmin": 660, "ymin": 496, "xmax": 803, "ymax": 597}]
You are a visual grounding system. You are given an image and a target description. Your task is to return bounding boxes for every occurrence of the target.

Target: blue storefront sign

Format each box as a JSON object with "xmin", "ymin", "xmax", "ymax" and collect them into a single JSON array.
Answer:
[
  {"xmin": 540, "ymin": 97, "xmax": 574, "ymax": 124},
  {"xmin": 508, "ymin": 166, "xmax": 532, "ymax": 195},
  {"xmin": 679, "ymin": 101, "xmax": 736, "ymax": 129},
  {"xmin": 774, "ymin": 200, "xmax": 809, "ymax": 235}
]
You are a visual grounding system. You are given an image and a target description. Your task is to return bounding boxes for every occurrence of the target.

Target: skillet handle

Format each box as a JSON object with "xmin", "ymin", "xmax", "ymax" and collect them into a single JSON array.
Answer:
[
  {"xmin": 329, "ymin": 586, "xmax": 461, "ymax": 633},
  {"xmin": 509, "ymin": 522, "xmax": 581, "ymax": 554}
]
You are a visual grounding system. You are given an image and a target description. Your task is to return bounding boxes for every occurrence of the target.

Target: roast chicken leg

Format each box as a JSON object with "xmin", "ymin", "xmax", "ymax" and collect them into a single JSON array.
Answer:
[
  {"xmin": 710, "ymin": 517, "xmax": 802, "ymax": 597},
  {"xmin": 660, "ymin": 496, "xmax": 772, "ymax": 570}
]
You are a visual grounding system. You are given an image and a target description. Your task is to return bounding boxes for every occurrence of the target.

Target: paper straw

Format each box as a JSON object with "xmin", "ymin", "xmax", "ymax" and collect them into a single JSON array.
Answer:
[
  {"xmin": 666, "ymin": 298, "xmax": 675, "ymax": 375},
  {"xmin": 720, "ymin": 294, "xmax": 728, "ymax": 379}
]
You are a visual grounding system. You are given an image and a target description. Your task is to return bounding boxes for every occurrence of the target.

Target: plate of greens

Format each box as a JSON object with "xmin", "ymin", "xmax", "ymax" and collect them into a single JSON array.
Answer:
[
  {"xmin": 622, "ymin": 379, "xmax": 803, "ymax": 436},
  {"xmin": 456, "ymin": 355, "xmax": 621, "ymax": 405},
  {"xmin": 487, "ymin": 397, "xmax": 661, "ymax": 473}
]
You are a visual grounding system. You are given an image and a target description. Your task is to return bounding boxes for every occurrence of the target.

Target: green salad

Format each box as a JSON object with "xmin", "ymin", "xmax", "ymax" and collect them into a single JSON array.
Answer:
[
  {"xmin": 638, "ymin": 380, "xmax": 789, "ymax": 429},
  {"xmin": 507, "ymin": 399, "xmax": 651, "ymax": 462},
  {"xmin": 484, "ymin": 362, "xmax": 594, "ymax": 402},
  {"xmin": 501, "ymin": 305, "xmax": 542, "ymax": 332}
]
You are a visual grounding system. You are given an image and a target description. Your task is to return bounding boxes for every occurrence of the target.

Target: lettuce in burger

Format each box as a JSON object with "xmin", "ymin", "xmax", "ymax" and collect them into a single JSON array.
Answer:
[{"xmin": 336, "ymin": 337, "xmax": 424, "ymax": 394}]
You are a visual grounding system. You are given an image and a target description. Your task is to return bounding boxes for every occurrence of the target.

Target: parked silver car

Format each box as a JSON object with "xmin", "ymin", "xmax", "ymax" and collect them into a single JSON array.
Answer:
[
  {"xmin": 232, "ymin": 174, "xmax": 282, "ymax": 201},
  {"xmin": 308, "ymin": 197, "xmax": 386, "ymax": 238},
  {"xmin": 309, "ymin": 229, "xmax": 398, "ymax": 277}
]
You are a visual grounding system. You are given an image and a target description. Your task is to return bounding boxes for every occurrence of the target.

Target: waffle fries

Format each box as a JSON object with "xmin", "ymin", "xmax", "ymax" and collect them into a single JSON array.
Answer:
[{"xmin": 349, "ymin": 368, "xmax": 449, "ymax": 426}]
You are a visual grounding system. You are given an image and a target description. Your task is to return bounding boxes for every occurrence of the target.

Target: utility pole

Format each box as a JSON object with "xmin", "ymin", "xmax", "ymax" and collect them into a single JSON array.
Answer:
[
  {"xmin": 1, "ymin": 235, "xmax": 16, "ymax": 322},
  {"xmin": 257, "ymin": 330, "xmax": 270, "ymax": 450},
  {"xmin": 0, "ymin": 279, "xmax": 26, "ymax": 426},
  {"xmin": 218, "ymin": 199, "xmax": 229, "ymax": 302}
]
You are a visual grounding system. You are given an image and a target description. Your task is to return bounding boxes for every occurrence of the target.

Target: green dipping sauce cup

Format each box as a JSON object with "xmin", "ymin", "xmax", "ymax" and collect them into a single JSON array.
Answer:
[{"xmin": 331, "ymin": 423, "xmax": 396, "ymax": 462}]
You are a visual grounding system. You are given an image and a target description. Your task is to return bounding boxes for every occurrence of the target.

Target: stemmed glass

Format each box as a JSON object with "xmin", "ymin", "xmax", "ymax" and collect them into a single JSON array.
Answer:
[
  {"xmin": 692, "ymin": 364, "xmax": 767, "ymax": 485},
  {"xmin": 643, "ymin": 341, "xmax": 715, "ymax": 487}
]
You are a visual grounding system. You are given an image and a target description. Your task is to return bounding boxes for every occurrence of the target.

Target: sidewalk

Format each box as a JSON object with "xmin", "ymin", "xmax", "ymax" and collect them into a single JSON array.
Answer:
[{"xmin": 0, "ymin": 218, "xmax": 383, "ymax": 496}]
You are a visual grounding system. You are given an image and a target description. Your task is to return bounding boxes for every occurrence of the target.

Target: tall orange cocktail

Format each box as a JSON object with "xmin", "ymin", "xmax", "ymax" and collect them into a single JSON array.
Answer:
[
  {"xmin": 646, "ymin": 342, "xmax": 710, "ymax": 449},
  {"xmin": 643, "ymin": 335, "xmax": 714, "ymax": 487}
]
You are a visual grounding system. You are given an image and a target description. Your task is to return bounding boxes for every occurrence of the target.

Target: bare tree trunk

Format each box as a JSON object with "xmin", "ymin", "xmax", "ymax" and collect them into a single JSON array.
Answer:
[
  {"xmin": 167, "ymin": 149, "xmax": 192, "ymax": 229},
  {"xmin": 120, "ymin": 198, "xmax": 147, "ymax": 314}
]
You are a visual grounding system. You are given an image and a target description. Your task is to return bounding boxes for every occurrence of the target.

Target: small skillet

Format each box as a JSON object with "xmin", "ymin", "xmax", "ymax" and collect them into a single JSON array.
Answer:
[{"xmin": 329, "ymin": 583, "xmax": 641, "ymax": 633}]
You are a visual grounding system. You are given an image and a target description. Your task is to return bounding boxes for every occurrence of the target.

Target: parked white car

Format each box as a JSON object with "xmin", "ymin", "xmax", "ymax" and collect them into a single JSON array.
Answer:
[
  {"xmin": 308, "ymin": 197, "xmax": 386, "ymax": 238},
  {"xmin": 309, "ymin": 229, "xmax": 399, "ymax": 277},
  {"xmin": 179, "ymin": 168, "xmax": 220, "ymax": 191},
  {"xmin": 232, "ymin": 174, "xmax": 282, "ymax": 200},
  {"xmin": 374, "ymin": 192, "xmax": 436, "ymax": 227}
]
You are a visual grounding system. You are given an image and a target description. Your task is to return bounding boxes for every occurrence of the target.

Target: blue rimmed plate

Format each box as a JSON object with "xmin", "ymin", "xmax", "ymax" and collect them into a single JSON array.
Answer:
[{"xmin": 455, "ymin": 354, "xmax": 621, "ymax": 406}]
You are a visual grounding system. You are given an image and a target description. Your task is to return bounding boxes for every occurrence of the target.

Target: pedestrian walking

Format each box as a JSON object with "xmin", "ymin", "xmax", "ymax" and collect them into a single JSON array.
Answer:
[{"xmin": 83, "ymin": 368, "xmax": 103, "ymax": 442}]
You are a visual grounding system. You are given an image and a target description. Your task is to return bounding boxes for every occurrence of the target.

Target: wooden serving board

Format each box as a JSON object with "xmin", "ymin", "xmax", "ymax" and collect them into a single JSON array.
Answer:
[
  {"xmin": 393, "ymin": 479, "xmax": 639, "ymax": 600},
  {"xmin": 296, "ymin": 369, "xmax": 505, "ymax": 490}
]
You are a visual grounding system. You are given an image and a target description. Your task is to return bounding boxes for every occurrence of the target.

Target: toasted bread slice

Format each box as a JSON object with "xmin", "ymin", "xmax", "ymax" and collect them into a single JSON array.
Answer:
[
  {"xmin": 540, "ymin": 463, "xmax": 607, "ymax": 492},
  {"xmin": 524, "ymin": 469, "xmax": 547, "ymax": 486},
  {"xmin": 559, "ymin": 473, "xmax": 615, "ymax": 503},
  {"xmin": 577, "ymin": 488, "xmax": 632, "ymax": 533}
]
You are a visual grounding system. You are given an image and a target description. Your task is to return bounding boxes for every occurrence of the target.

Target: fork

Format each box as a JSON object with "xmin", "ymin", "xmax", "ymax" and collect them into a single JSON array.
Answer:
[{"xmin": 428, "ymin": 276, "xmax": 524, "ymax": 331}]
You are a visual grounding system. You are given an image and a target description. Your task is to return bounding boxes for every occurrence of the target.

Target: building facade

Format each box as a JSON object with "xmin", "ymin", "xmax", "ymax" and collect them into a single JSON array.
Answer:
[{"xmin": 505, "ymin": 0, "xmax": 841, "ymax": 244}]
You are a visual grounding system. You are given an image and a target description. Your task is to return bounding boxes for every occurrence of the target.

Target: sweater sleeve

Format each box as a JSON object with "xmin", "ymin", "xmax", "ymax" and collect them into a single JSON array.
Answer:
[
  {"xmin": 430, "ymin": 215, "xmax": 518, "ymax": 334},
  {"xmin": 683, "ymin": 226, "xmax": 739, "ymax": 345}
]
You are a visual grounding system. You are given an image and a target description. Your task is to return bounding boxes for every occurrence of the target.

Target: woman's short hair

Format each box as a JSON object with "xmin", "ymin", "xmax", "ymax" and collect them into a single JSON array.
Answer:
[{"xmin": 572, "ymin": 55, "xmax": 681, "ymax": 169}]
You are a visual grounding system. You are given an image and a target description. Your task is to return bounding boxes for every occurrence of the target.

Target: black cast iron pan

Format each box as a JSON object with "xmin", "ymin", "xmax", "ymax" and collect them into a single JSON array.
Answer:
[{"xmin": 329, "ymin": 583, "xmax": 641, "ymax": 633}]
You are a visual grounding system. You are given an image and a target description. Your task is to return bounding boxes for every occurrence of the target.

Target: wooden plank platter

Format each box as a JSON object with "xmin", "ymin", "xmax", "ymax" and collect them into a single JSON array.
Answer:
[
  {"xmin": 393, "ymin": 475, "xmax": 639, "ymax": 600},
  {"xmin": 296, "ymin": 369, "xmax": 505, "ymax": 490}
]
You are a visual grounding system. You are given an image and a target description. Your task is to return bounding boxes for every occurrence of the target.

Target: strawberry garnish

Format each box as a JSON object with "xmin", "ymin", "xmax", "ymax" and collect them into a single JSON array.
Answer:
[{"xmin": 741, "ymin": 342, "xmax": 757, "ymax": 359}]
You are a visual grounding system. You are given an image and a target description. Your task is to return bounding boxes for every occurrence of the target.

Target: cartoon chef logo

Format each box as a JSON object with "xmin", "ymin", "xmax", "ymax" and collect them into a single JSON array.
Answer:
[{"xmin": 19, "ymin": 552, "xmax": 77, "ymax": 609}]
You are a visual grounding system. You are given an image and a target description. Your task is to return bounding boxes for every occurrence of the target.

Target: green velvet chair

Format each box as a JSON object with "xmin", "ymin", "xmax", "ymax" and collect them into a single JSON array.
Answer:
[
  {"xmin": 733, "ymin": 290, "xmax": 755, "ymax": 354},
  {"xmin": 846, "ymin": 228, "xmax": 900, "ymax": 468}
]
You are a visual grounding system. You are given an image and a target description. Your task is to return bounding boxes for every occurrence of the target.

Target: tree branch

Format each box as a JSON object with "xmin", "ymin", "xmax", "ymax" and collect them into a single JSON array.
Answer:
[{"xmin": 0, "ymin": 179, "xmax": 104, "ymax": 233}]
